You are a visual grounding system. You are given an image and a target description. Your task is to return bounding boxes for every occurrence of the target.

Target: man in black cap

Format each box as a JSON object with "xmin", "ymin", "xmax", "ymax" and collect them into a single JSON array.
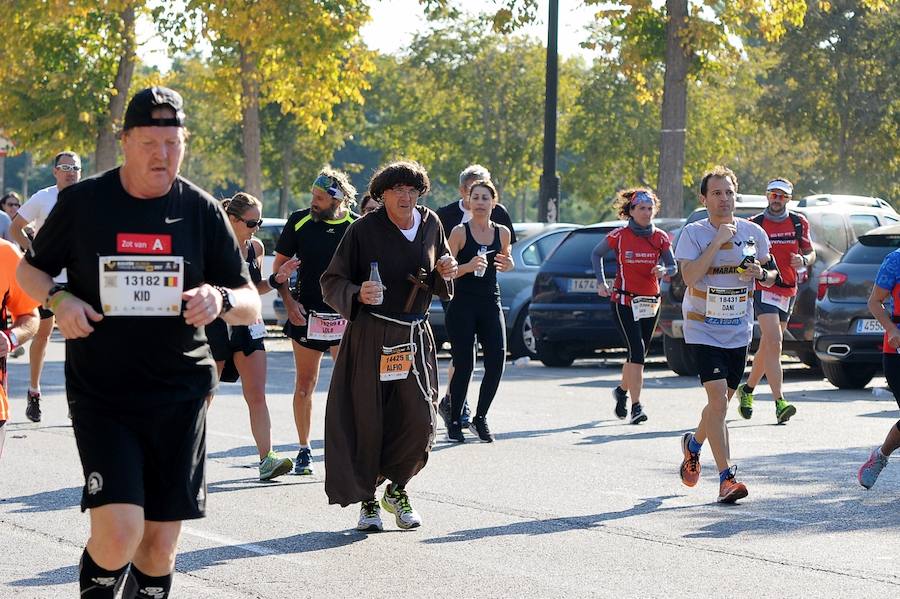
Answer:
[{"xmin": 17, "ymin": 86, "xmax": 260, "ymax": 599}]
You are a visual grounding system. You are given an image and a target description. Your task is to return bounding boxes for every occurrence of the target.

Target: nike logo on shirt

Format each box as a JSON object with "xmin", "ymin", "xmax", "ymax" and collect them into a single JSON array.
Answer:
[{"xmin": 165, "ymin": 217, "xmax": 183, "ymax": 224}]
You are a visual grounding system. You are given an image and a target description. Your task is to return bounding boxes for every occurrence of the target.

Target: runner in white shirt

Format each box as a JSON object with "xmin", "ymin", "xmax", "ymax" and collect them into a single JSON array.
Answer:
[
  {"xmin": 675, "ymin": 166, "xmax": 779, "ymax": 504},
  {"xmin": 11, "ymin": 150, "xmax": 81, "ymax": 422}
]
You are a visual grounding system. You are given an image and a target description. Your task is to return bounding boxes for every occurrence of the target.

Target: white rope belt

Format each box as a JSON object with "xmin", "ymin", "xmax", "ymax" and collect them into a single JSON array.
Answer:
[{"xmin": 369, "ymin": 312, "xmax": 432, "ymax": 403}]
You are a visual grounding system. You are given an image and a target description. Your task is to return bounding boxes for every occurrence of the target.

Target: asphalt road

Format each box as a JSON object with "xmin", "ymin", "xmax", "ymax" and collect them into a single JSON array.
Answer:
[{"xmin": 2, "ymin": 335, "xmax": 899, "ymax": 597}]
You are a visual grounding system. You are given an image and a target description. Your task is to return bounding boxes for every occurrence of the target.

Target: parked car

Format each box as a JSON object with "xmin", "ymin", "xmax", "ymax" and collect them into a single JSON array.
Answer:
[
  {"xmin": 254, "ymin": 218, "xmax": 287, "ymax": 323},
  {"xmin": 814, "ymin": 224, "xmax": 900, "ymax": 388},
  {"xmin": 429, "ymin": 223, "xmax": 579, "ymax": 357},
  {"xmin": 528, "ymin": 218, "xmax": 685, "ymax": 367},
  {"xmin": 658, "ymin": 195, "xmax": 899, "ymax": 376}
]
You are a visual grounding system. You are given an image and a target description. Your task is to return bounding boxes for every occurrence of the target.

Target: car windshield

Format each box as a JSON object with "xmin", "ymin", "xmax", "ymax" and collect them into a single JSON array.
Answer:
[
  {"xmin": 843, "ymin": 235, "xmax": 900, "ymax": 264},
  {"xmin": 544, "ymin": 228, "xmax": 613, "ymax": 267}
]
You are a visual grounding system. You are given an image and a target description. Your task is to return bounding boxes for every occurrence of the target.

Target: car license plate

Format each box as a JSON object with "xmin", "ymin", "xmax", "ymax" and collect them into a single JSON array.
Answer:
[
  {"xmin": 568, "ymin": 278, "xmax": 599, "ymax": 293},
  {"xmin": 856, "ymin": 319, "xmax": 885, "ymax": 334}
]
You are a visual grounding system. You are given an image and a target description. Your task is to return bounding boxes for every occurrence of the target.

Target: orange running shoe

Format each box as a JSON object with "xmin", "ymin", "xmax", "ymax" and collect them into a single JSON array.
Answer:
[
  {"xmin": 679, "ymin": 432, "xmax": 700, "ymax": 487},
  {"xmin": 717, "ymin": 466, "xmax": 748, "ymax": 503}
]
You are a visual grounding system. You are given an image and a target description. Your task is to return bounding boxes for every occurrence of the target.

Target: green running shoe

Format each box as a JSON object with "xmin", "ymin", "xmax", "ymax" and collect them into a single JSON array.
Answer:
[
  {"xmin": 775, "ymin": 398, "xmax": 796, "ymax": 424},
  {"xmin": 737, "ymin": 384, "xmax": 753, "ymax": 420},
  {"xmin": 259, "ymin": 451, "xmax": 293, "ymax": 481}
]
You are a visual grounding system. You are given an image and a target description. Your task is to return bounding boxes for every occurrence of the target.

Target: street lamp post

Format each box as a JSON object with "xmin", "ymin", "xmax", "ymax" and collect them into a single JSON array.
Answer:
[{"xmin": 538, "ymin": 0, "xmax": 560, "ymax": 223}]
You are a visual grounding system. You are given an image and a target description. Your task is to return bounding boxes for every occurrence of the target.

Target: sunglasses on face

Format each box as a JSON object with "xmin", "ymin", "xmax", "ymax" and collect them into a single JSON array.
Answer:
[
  {"xmin": 55, "ymin": 164, "xmax": 81, "ymax": 172},
  {"xmin": 238, "ymin": 217, "xmax": 263, "ymax": 228},
  {"xmin": 767, "ymin": 191, "xmax": 790, "ymax": 200}
]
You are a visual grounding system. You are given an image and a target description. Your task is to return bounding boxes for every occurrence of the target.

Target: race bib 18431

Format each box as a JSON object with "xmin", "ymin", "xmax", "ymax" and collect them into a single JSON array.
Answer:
[
  {"xmin": 704, "ymin": 286, "xmax": 749, "ymax": 325},
  {"xmin": 99, "ymin": 255, "xmax": 184, "ymax": 316}
]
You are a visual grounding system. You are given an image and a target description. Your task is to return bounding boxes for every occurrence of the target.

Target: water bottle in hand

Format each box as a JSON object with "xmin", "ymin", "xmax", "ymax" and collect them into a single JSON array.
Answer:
[
  {"xmin": 474, "ymin": 246, "xmax": 488, "ymax": 278},
  {"xmin": 369, "ymin": 261, "xmax": 384, "ymax": 305}
]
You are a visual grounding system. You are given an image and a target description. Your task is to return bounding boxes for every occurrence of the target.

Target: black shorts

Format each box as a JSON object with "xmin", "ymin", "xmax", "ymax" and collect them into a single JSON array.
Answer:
[
  {"xmin": 206, "ymin": 319, "xmax": 265, "ymax": 362},
  {"xmin": 71, "ymin": 398, "xmax": 208, "ymax": 521},
  {"xmin": 38, "ymin": 306, "xmax": 54, "ymax": 320},
  {"xmin": 690, "ymin": 344, "xmax": 748, "ymax": 390},
  {"xmin": 753, "ymin": 290, "xmax": 795, "ymax": 322},
  {"xmin": 284, "ymin": 318, "xmax": 340, "ymax": 353}
]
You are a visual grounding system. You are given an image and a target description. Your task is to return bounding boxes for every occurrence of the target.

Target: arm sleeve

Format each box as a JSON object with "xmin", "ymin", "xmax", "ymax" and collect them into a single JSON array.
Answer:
[
  {"xmin": 203, "ymin": 201, "xmax": 251, "ymax": 288},
  {"xmin": 321, "ymin": 223, "xmax": 363, "ymax": 321},
  {"xmin": 493, "ymin": 204, "xmax": 517, "ymax": 244},
  {"xmin": 15, "ymin": 191, "xmax": 42, "ymax": 225},
  {"xmin": 673, "ymin": 226, "xmax": 701, "ymax": 262},
  {"xmin": 431, "ymin": 219, "xmax": 453, "ymax": 301},
  {"xmin": 799, "ymin": 217, "xmax": 814, "ymax": 253},
  {"xmin": 591, "ymin": 238, "xmax": 611, "ymax": 283},
  {"xmin": 875, "ymin": 252, "xmax": 900, "ymax": 291},
  {"xmin": 25, "ymin": 188, "xmax": 76, "ymax": 276},
  {"xmin": 661, "ymin": 248, "xmax": 677, "ymax": 276},
  {"xmin": 274, "ymin": 213, "xmax": 300, "ymax": 257}
]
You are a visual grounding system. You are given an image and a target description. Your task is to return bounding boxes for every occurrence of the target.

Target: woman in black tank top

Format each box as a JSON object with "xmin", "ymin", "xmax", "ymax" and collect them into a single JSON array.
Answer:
[
  {"xmin": 444, "ymin": 180, "xmax": 514, "ymax": 442},
  {"xmin": 207, "ymin": 192, "xmax": 298, "ymax": 481}
]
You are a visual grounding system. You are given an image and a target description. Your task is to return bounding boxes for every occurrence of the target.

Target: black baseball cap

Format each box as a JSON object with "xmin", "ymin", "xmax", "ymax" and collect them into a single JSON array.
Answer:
[{"xmin": 123, "ymin": 86, "xmax": 186, "ymax": 130}]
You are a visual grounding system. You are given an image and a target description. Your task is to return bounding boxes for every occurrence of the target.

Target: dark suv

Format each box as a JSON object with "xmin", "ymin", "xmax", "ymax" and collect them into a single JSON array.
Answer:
[
  {"xmin": 529, "ymin": 218, "xmax": 683, "ymax": 367},
  {"xmin": 814, "ymin": 225, "xmax": 900, "ymax": 388},
  {"xmin": 658, "ymin": 197, "xmax": 899, "ymax": 376}
]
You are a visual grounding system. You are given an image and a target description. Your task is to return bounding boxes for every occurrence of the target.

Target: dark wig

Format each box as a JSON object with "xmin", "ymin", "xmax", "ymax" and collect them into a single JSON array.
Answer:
[{"xmin": 368, "ymin": 160, "xmax": 430, "ymax": 200}]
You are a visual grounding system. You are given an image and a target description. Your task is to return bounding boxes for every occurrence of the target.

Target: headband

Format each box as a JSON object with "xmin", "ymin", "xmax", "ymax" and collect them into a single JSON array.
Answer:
[
  {"xmin": 630, "ymin": 191, "xmax": 654, "ymax": 207},
  {"xmin": 766, "ymin": 180, "xmax": 793, "ymax": 195},
  {"xmin": 312, "ymin": 174, "xmax": 345, "ymax": 200}
]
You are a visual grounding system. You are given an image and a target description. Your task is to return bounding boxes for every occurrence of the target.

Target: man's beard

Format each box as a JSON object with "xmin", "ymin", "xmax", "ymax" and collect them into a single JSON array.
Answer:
[{"xmin": 311, "ymin": 203, "xmax": 338, "ymax": 221}]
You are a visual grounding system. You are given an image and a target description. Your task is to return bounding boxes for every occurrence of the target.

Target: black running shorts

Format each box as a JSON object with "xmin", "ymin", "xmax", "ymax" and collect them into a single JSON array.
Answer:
[
  {"xmin": 71, "ymin": 397, "xmax": 208, "ymax": 521},
  {"xmin": 753, "ymin": 290, "xmax": 795, "ymax": 322},
  {"xmin": 283, "ymin": 318, "xmax": 340, "ymax": 353},
  {"xmin": 206, "ymin": 319, "xmax": 265, "ymax": 362},
  {"xmin": 690, "ymin": 343, "xmax": 748, "ymax": 390}
]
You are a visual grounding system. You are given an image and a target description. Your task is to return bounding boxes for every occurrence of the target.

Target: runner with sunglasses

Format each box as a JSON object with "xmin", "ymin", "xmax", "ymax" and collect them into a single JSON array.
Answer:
[
  {"xmin": 592, "ymin": 188, "xmax": 676, "ymax": 424},
  {"xmin": 736, "ymin": 178, "xmax": 814, "ymax": 424},
  {"xmin": 272, "ymin": 168, "xmax": 357, "ymax": 475},
  {"xmin": 206, "ymin": 192, "xmax": 298, "ymax": 480},
  {"xmin": 11, "ymin": 151, "xmax": 82, "ymax": 422}
]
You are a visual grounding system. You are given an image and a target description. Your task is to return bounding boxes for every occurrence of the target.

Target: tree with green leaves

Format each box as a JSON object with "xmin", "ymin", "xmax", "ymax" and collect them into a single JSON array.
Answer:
[
  {"xmin": 0, "ymin": 1, "xmax": 140, "ymax": 170},
  {"xmin": 156, "ymin": 0, "xmax": 372, "ymax": 200}
]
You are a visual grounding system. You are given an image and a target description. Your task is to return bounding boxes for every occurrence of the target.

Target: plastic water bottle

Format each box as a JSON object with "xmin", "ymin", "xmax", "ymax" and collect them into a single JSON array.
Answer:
[
  {"xmin": 738, "ymin": 236, "xmax": 757, "ymax": 274},
  {"xmin": 474, "ymin": 246, "xmax": 488, "ymax": 278},
  {"xmin": 369, "ymin": 261, "xmax": 383, "ymax": 305}
]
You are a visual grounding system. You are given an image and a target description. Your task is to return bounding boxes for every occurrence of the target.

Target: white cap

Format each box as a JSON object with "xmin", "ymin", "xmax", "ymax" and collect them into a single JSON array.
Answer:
[{"xmin": 767, "ymin": 180, "xmax": 793, "ymax": 195}]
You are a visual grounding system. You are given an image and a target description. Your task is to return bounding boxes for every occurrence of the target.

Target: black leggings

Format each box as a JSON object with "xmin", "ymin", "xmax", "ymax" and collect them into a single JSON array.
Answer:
[
  {"xmin": 884, "ymin": 353, "xmax": 900, "ymax": 433},
  {"xmin": 447, "ymin": 294, "xmax": 506, "ymax": 421},
  {"xmin": 611, "ymin": 301, "xmax": 658, "ymax": 365}
]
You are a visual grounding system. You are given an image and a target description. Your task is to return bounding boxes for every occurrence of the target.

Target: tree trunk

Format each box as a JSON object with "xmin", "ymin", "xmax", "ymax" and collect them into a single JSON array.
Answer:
[
  {"xmin": 657, "ymin": 0, "xmax": 689, "ymax": 218},
  {"xmin": 94, "ymin": 4, "xmax": 136, "ymax": 173},
  {"xmin": 240, "ymin": 45, "xmax": 263, "ymax": 199},
  {"xmin": 279, "ymin": 132, "xmax": 293, "ymax": 218}
]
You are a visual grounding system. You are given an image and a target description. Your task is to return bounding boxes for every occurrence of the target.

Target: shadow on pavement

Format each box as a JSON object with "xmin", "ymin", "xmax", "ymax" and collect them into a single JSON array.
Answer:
[
  {"xmin": 176, "ymin": 530, "xmax": 363, "ymax": 573},
  {"xmin": 577, "ymin": 427, "xmax": 693, "ymax": 446},
  {"xmin": 207, "ymin": 442, "xmax": 322, "ymax": 460},
  {"xmin": 430, "ymin": 420, "xmax": 606, "ymax": 452},
  {"xmin": 422, "ymin": 495, "xmax": 681, "ymax": 544},
  {"xmin": 1, "ymin": 486, "xmax": 81, "ymax": 513},
  {"xmin": 681, "ymin": 445, "xmax": 900, "ymax": 539},
  {"xmin": 8, "ymin": 565, "xmax": 77, "ymax": 587}
]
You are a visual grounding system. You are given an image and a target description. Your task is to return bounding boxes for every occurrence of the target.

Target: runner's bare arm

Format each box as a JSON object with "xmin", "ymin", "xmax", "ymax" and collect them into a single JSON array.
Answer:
[
  {"xmin": 273, "ymin": 251, "xmax": 306, "ymax": 325},
  {"xmin": 868, "ymin": 286, "xmax": 900, "ymax": 348},
  {"xmin": 16, "ymin": 260, "xmax": 103, "ymax": 339}
]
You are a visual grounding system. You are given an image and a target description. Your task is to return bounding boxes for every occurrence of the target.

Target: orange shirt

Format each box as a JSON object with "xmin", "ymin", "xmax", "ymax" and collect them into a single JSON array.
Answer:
[{"xmin": 0, "ymin": 240, "xmax": 41, "ymax": 421}]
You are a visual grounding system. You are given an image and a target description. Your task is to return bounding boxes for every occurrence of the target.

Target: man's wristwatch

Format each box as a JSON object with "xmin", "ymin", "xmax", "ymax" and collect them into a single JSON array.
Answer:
[
  {"xmin": 45, "ymin": 284, "xmax": 68, "ymax": 308},
  {"xmin": 212, "ymin": 285, "xmax": 236, "ymax": 313}
]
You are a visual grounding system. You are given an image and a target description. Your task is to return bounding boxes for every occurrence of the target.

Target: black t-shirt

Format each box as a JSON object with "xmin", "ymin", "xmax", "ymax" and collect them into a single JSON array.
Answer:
[
  {"xmin": 26, "ymin": 168, "xmax": 250, "ymax": 408},
  {"xmin": 436, "ymin": 200, "xmax": 517, "ymax": 245},
  {"xmin": 454, "ymin": 223, "xmax": 502, "ymax": 298},
  {"xmin": 274, "ymin": 208, "xmax": 356, "ymax": 311}
]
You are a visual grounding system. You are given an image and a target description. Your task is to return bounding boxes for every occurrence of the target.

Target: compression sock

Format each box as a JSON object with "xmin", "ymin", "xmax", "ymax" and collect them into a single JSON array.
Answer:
[
  {"xmin": 122, "ymin": 566, "xmax": 173, "ymax": 599},
  {"xmin": 719, "ymin": 468, "xmax": 732, "ymax": 483},
  {"xmin": 79, "ymin": 549, "xmax": 128, "ymax": 598},
  {"xmin": 688, "ymin": 434, "xmax": 703, "ymax": 454}
]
